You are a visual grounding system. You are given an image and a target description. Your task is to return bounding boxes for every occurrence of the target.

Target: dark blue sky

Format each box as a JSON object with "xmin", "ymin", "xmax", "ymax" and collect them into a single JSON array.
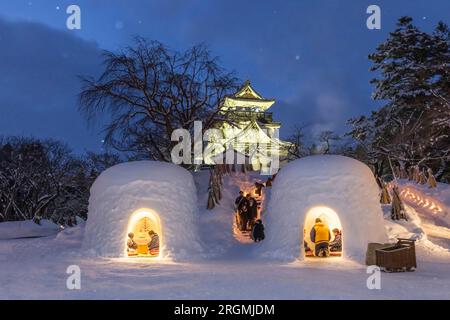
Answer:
[{"xmin": 0, "ymin": 0, "xmax": 449, "ymax": 152}]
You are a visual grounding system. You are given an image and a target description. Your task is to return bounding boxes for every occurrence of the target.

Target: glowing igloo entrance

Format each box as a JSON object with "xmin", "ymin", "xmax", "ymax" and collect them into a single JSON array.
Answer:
[
  {"xmin": 125, "ymin": 209, "xmax": 162, "ymax": 258},
  {"xmin": 303, "ymin": 207, "xmax": 343, "ymax": 258}
]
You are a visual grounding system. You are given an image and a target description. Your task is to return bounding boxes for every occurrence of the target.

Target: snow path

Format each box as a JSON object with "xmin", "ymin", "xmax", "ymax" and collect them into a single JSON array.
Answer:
[
  {"xmin": 231, "ymin": 173, "xmax": 265, "ymax": 244},
  {"xmin": 397, "ymin": 181, "xmax": 450, "ymax": 226},
  {"xmin": 195, "ymin": 170, "xmax": 268, "ymax": 257},
  {"xmin": 396, "ymin": 181, "xmax": 450, "ymax": 250},
  {"xmin": 404, "ymin": 202, "xmax": 450, "ymax": 250}
]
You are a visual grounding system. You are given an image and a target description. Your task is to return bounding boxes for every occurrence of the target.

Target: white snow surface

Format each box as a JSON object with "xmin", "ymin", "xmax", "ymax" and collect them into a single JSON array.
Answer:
[
  {"xmin": 2, "ymin": 160, "xmax": 450, "ymax": 299},
  {"xmin": 397, "ymin": 180, "xmax": 450, "ymax": 226},
  {"xmin": 395, "ymin": 179, "xmax": 450, "ymax": 250},
  {"xmin": 1, "ymin": 218, "xmax": 450, "ymax": 299},
  {"xmin": 0, "ymin": 219, "xmax": 62, "ymax": 240},
  {"xmin": 261, "ymin": 155, "xmax": 388, "ymax": 262},
  {"xmin": 83, "ymin": 161, "xmax": 203, "ymax": 260}
]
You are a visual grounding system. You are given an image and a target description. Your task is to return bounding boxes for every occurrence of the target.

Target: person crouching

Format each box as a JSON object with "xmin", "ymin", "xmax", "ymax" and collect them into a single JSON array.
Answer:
[
  {"xmin": 310, "ymin": 218, "xmax": 331, "ymax": 257},
  {"xmin": 252, "ymin": 219, "xmax": 265, "ymax": 242}
]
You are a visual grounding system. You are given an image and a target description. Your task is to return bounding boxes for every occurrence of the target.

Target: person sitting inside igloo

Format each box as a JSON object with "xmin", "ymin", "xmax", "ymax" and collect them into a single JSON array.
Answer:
[
  {"xmin": 303, "ymin": 229, "xmax": 313, "ymax": 254},
  {"xmin": 310, "ymin": 218, "xmax": 331, "ymax": 257},
  {"xmin": 148, "ymin": 230, "xmax": 160, "ymax": 256},
  {"xmin": 127, "ymin": 232, "xmax": 138, "ymax": 254},
  {"xmin": 329, "ymin": 228, "xmax": 342, "ymax": 252}
]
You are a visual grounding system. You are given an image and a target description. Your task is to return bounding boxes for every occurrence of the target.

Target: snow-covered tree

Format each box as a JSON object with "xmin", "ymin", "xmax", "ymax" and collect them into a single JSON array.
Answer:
[
  {"xmin": 0, "ymin": 137, "xmax": 122, "ymax": 225},
  {"xmin": 348, "ymin": 17, "xmax": 450, "ymax": 181},
  {"xmin": 79, "ymin": 38, "xmax": 237, "ymax": 162},
  {"xmin": 287, "ymin": 124, "xmax": 344, "ymax": 159},
  {"xmin": 319, "ymin": 130, "xmax": 341, "ymax": 154}
]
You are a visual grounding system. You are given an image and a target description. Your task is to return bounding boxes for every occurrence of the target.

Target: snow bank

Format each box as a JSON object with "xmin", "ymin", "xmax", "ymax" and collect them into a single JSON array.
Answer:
[
  {"xmin": 83, "ymin": 161, "xmax": 203, "ymax": 260},
  {"xmin": 260, "ymin": 155, "xmax": 388, "ymax": 262},
  {"xmin": 0, "ymin": 220, "xmax": 62, "ymax": 240},
  {"xmin": 382, "ymin": 204, "xmax": 449, "ymax": 254},
  {"xmin": 397, "ymin": 180, "xmax": 450, "ymax": 226}
]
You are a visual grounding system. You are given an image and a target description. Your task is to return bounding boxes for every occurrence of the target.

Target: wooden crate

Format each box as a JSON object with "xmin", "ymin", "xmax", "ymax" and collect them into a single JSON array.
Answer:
[
  {"xmin": 365, "ymin": 243, "xmax": 393, "ymax": 266},
  {"xmin": 375, "ymin": 238, "xmax": 417, "ymax": 272}
]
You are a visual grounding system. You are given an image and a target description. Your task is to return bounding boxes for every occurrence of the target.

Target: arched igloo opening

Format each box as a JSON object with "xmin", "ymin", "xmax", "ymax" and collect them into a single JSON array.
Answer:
[
  {"xmin": 83, "ymin": 161, "xmax": 203, "ymax": 260},
  {"xmin": 260, "ymin": 155, "xmax": 388, "ymax": 263},
  {"xmin": 303, "ymin": 206, "xmax": 343, "ymax": 258},
  {"xmin": 125, "ymin": 209, "xmax": 162, "ymax": 258}
]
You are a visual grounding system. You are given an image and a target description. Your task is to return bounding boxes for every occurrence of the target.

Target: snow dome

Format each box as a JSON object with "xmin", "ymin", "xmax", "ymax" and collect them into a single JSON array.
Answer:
[
  {"xmin": 83, "ymin": 161, "xmax": 203, "ymax": 260},
  {"xmin": 261, "ymin": 155, "xmax": 388, "ymax": 262}
]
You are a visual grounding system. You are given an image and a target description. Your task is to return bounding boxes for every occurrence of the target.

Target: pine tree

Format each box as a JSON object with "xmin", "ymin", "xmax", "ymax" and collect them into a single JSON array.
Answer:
[{"xmin": 348, "ymin": 17, "xmax": 450, "ymax": 180}]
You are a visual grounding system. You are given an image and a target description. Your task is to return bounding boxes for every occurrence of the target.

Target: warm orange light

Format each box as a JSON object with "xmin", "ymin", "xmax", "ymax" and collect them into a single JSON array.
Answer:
[
  {"xmin": 124, "ymin": 208, "xmax": 163, "ymax": 260},
  {"xmin": 303, "ymin": 206, "xmax": 343, "ymax": 259},
  {"xmin": 397, "ymin": 186, "xmax": 443, "ymax": 215}
]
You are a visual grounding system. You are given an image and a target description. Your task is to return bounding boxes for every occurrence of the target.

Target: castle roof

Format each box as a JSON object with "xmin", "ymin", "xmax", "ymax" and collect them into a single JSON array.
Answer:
[{"xmin": 221, "ymin": 80, "xmax": 275, "ymax": 111}]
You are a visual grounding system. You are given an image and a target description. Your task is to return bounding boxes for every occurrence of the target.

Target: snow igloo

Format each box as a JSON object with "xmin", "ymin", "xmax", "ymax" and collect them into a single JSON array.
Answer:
[
  {"xmin": 261, "ymin": 155, "xmax": 388, "ymax": 262},
  {"xmin": 83, "ymin": 161, "xmax": 203, "ymax": 260}
]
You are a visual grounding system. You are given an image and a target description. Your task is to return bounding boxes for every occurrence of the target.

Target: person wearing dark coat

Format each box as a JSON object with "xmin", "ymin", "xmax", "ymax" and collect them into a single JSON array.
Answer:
[
  {"xmin": 329, "ymin": 228, "xmax": 342, "ymax": 252},
  {"xmin": 252, "ymin": 219, "xmax": 265, "ymax": 242},
  {"xmin": 127, "ymin": 232, "xmax": 138, "ymax": 251},
  {"xmin": 246, "ymin": 197, "xmax": 258, "ymax": 230},
  {"xmin": 239, "ymin": 204, "xmax": 249, "ymax": 231},
  {"xmin": 148, "ymin": 230, "xmax": 160, "ymax": 256},
  {"xmin": 235, "ymin": 191, "xmax": 247, "ymax": 211},
  {"xmin": 245, "ymin": 193, "xmax": 255, "ymax": 204},
  {"xmin": 254, "ymin": 182, "xmax": 264, "ymax": 196}
]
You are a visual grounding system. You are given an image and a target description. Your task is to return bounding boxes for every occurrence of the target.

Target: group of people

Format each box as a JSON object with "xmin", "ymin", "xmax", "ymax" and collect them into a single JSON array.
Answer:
[
  {"xmin": 234, "ymin": 190, "xmax": 265, "ymax": 242},
  {"xmin": 306, "ymin": 218, "xmax": 342, "ymax": 257},
  {"xmin": 127, "ymin": 230, "xmax": 160, "ymax": 256},
  {"xmin": 235, "ymin": 191, "xmax": 258, "ymax": 231}
]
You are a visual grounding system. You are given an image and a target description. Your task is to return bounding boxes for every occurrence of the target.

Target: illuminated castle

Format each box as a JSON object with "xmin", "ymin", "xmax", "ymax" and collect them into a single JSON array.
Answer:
[{"xmin": 207, "ymin": 80, "xmax": 291, "ymax": 172}]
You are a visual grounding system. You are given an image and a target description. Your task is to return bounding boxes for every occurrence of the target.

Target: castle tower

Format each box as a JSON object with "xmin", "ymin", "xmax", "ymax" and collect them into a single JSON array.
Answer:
[{"xmin": 207, "ymin": 80, "xmax": 291, "ymax": 173}]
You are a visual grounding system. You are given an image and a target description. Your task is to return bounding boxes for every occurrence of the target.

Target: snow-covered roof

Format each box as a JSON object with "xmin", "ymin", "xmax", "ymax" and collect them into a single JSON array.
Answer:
[{"xmin": 221, "ymin": 81, "xmax": 275, "ymax": 111}]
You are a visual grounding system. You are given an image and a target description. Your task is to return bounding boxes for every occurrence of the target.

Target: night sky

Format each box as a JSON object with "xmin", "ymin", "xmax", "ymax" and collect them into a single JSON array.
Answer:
[{"xmin": 0, "ymin": 0, "xmax": 449, "ymax": 153}]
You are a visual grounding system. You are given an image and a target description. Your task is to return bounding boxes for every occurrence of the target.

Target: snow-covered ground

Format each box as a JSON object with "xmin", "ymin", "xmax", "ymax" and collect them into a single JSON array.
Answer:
[
  {"xmin": 395, "ymin": 180, "xmax": 450, "ymax": 251},
  {"xmin": 1, "ymin": 171, "xmax": 450, "ymax": 299},
  {"xmin": 0, "ymin": 219, "xmax": 62, "ymax": 240}
]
